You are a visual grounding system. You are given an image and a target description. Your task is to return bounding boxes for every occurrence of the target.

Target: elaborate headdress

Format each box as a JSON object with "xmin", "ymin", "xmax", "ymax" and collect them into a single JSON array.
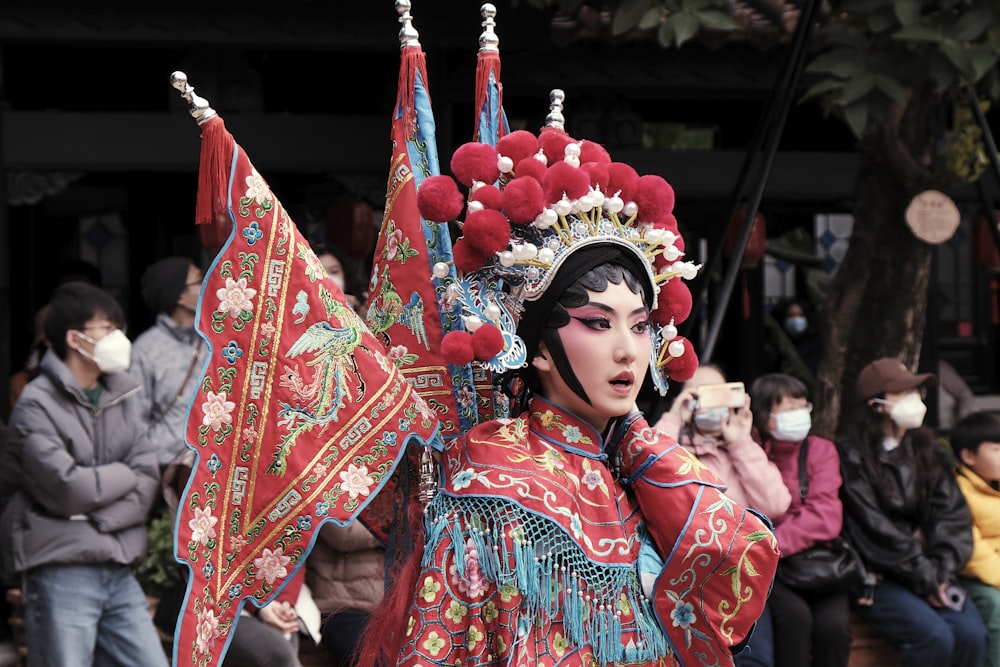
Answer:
[{"xmin": 418, "ymin": 90, "xmax": 701, "ymax": 395}]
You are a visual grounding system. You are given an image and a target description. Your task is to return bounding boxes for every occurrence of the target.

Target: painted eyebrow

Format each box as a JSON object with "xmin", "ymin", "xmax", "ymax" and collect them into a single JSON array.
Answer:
[{"xmin": 576, "ymin": 301, "xmax": 649, "ymax": 317}]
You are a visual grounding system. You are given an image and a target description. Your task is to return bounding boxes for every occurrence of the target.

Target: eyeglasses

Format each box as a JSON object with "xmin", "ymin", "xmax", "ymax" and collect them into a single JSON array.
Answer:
[{"xmin": 80, "ymin": 323, "xmax": 126, "ymax": 335}]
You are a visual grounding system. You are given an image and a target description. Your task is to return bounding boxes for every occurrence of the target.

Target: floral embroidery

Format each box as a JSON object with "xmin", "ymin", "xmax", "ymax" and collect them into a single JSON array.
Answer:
[
  {"xmin": 451, "ymin": 538, "xmax": 489, "ymax": 598},
  {"xmin": 419, "ymin": 576, "xmax": 442, "ymax": 603},
  {"xmin": 189, "ymin": 506, "xmax": 218, "ymax": 546},
  {"xmin": 581, "ymin": 468, "xmax": 603, "ymax": 491},
  {"xmin": 296, "ymin": 515, "xmax": 312, "ymax": 531},
  {"xmin": 242, "ymin": 221, "xmax": 264, "ymax": 245},
  {"xmin": 670, "ymin": 599, "xmax": 696, "ymax": 629},
  {"xmin": 230, "ymin": 534, "xmax": 247, "ymax": 552},
  {"xmin": 221, "ymin": 341, "xmax": 243, "ymax": 363},
  {"xmin": 498, "ymin": 583, "xmax": 518, "ymax": 603},
  {"xmin": 406, "ymin": 615, "xmax": 416, "ymax": 637},
  {"xmin": 676, "ymin": 448, "xmax": 711, "ymax": 478},
  {"xmin": 483, "ymin": 600, "xmax": 500, "ymax": 623},
  {"xmin": 201, "ymin": 391, "xmax": 236, "ymax": 431},
  {"xmin": 253, "ymin": 547, "xmax": 290, "ymax": 585},
  {"xmin": 215, "ymin": 277, "xmax": 257, "ymax": 318},
  {"xmin": 553, "ymin": 632, "xmax": 570, "ymax": 657},
  {"xmin": 563, "ymin": 425, "xmax": 583, "ymax": 443},
  {"xmin": 315, "ymin": 502, "xmax": 329, "ymax": 517},
  {"xmin": 227, "ymin": 584, "xmax": 242, "ymax": 599},
  {"xmin": 206, "ymin": 454, "xmax": 222, "ymax": 475},
  {"xmin": 422, "ymin": 631, "xmax": 447, "ymax": 657},
  {"xmin": 466, "ymin": 625, "xmax": 485, "ymax": 651},
  {"xmin": 444, "ymin": 601, "xmax": 468, "ymax": 623},
  {"xmin": 339, "ymin": 463, "xmax": 376, "ymax": 500},
  {"xmin": 244, "ymin": 168, "xmax": 271, "ymax": 205},
  {"xmin": 452, "ymin": 468, "xmax": 490, "ymax": 490},
  {"xmin": 194, "ymin": 606, "xmax": 220, "ymax": 655},
  {"xmin": 531, "ymin": 409, "xmax": 593, "ymax": 445}
]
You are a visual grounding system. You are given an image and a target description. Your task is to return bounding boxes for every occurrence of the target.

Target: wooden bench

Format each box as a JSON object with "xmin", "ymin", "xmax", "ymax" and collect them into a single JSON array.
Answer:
[{"xmin": 848, "ymin": 612, "xmax": 900, "ymax": 667}]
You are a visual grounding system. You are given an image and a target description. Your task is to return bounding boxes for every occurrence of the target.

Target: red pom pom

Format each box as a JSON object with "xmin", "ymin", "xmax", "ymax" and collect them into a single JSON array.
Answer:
[
  {"xmin": 579, "ymin": 140, "xmax": 611, "ymax": 165},
  {"xmin": 633, "ymin": 175, "xmax": 675, "ymax": 224},
  {"xmin": 538, "ymin": 128, "xmax": 573, "ymax": 164},
  {"xmin": 654, "ymin": 213, "xmax": 679, "ymax": 233},
  {"xmin": 452, "ymin": 239, "xmax": 487, "ymax": 273},
  {"xmin": 515, "ymin": 157, "xmax": 546, "ymax": 182},
  {"xmin": 442, "ymin": 331, "xmax": 475, "ymax": 365},
  {"xmin": 472, "ymin": 324, "xmax": 505, "ymax": 360},
  {"xmin": 654, "ymin": 277, "xmax": 693, "ymax": 325},
  {"xmin": 462, "ymin": 209, "xmax": 510, "ymax": 255},
  {"xmin": 501, "ymin": 177, "xmax": 545, "ymax": 225},
  {"xmin": 581, "ymin": 162, "xmax": 609, "ymax": 192},
  {"xmin": 417, "ymin": 175, "xmax": 465, "ymax": 222},
  {"xmin": 451, "ymin": 142, "xmax": 500, "ymax": 187},
  {"xmin": 496, "ymin": 130, "xmax": 538, "ymax": 166},
  {"xmin": 470, "ymin": 184, "xmax": 502, "ymax": 211},
  {"xmin": 665, "ymin": 337, "xmax": 699, "ymax": 382},
  {"xmin": 606, "ymin": 163, "xmax": 640, "ymax": 202},
  {"xmin": 543, "ymin": 161, "xmax": 591, "ymax": 205}
]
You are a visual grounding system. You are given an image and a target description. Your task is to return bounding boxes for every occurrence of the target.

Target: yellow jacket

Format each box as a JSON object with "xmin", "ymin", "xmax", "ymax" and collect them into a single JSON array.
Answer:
[{"xmin": 957, "ymin": 465, "xmax": 1000, "ymax": 588}]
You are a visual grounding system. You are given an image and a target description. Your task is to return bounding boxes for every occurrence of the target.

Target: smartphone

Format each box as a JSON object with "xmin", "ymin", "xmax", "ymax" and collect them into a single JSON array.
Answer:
[
  {"xmin": 943, "ymin": 584, "xmax": 967, "ymax": 612},
  {"xmin": 695, "ymin": 382, "xmax": 746, "ymax": 410}
]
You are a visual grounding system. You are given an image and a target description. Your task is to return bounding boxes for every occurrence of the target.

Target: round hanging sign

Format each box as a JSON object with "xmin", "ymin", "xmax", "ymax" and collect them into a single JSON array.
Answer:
[{"xmin": 904, "ymin": 190, "xmax": 960, "ymax": 245}]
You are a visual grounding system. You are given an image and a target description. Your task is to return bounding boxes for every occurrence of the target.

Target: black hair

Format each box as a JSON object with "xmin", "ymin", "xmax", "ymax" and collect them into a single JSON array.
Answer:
[
  {"xmin": 950, "ymin": 410, "xmax": 1000, "ymax": 458},
  {"xmin": 749, "ymin": 372, "xmax": 808, "ymax": 439},
  {"xmin": 850, "ymin": 393, "xmax": 949, "ymax": 507},
  {"xmin": 44, "ymin": 281, "xmax": 124, "ymax": 359}
]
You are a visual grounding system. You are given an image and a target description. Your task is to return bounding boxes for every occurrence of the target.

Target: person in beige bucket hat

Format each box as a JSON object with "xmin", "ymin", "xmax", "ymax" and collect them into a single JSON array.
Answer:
[{"xmin": 836, "ymin": 357, "xmax": 988, "ymax": 665}]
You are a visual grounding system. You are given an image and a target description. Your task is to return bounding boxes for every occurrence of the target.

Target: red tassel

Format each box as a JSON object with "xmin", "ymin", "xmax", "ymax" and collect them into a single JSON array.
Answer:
[
  {"xmin": 195, "ymin": 116, "xmax": 235, "ymax": 227},
  {"xmin": 354, "ymin": 502, "xmax": 427, "ymax": 667},
  {"xmin": 473, "ymin": 52, "xmax": 503, "ymax": 142},
  {"xmin": 398, "ymin": 46, "xmax": 430, "ymax": 138}
]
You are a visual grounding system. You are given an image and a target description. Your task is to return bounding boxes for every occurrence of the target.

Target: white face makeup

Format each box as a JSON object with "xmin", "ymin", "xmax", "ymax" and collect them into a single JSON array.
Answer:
[{"xmin": 533, "ymin": 281, "xmax": 651, "ymax": 432}]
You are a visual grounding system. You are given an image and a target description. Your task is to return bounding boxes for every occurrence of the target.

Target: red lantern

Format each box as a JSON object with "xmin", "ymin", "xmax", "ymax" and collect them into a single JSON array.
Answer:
[
  {"xmin": 724, "ymin": 206, "xmax": 767, "ymax": 269},
  {"xmin": 326, "ymin": 198, "xmax": 376, "ymax": 258},
  {"xmin": 974, "ymin": 214, "xmax": 1000, "ymax": 272},
  {"xmin": 198, "ymin": 211, "xmax": 234, "ymax": 253}
]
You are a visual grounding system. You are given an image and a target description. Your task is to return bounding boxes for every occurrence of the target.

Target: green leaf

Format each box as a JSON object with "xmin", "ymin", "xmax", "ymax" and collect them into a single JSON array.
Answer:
[
  {"xmin": 988, "ymin": 26, "xmax": 1000, "ymax": 52},
  {"xmin": 800, "ymin": 77, "xmax": 846, "ymax": 102},
  {"xmin": 873, "ymin": 74, "xmax": 909, "ymax": 103},
  {"xmin": 927, "ymin": 50, "xmax": 960, "ymax": 92},
  {"xmin": 941, "ymin": 39, "xmax": 976, "ymax": 80},
  {"xmin": 673, "ymin": 12, "xmax": 699, "ymax": 47},
  {"xmin": 613, "ymin": 0, "xmax": 659, "ymax": 35},
  {"xmin": 697, "ymin": 9, "xmax": 737, "ymax": 31},
  {"xmin": 893, "ymin": 25, "xmax": 944, "ymax": 42},
  {"xmin": 826, "ymin": 24, "xmax": 870, "ymax": 50},
  {"xmin": 806, "ymin": 48, "xmax": 866, "ymax": 78},
  {"xmin": 638, "ymin": 6, "xmax": 664, "ymax": 30},
  {"xmin": 893, "ymin": 0, "xmax": 922, "ymax": 26},
  {"xmin": 844, "ymin": 101, "xmax": 869, "ymax": 138},
  {"xmin": 838, "ymin": 71, "xmax": 876, "ymax": 104},
  {"xmin": 868, "ymin": 6, "xmax": 899, "ymax": 32},
  {"xmin": 987, "ymin": 68, "xmax": 1000, "ymax": 100},
  {"xmin": 948, "ymin": 9, "xmax": 992, "ymax": 42},
  {"xmin": 970, "ymin": 46, "xmax": 1000, "ymax": 83},
  {"xmin": 658, "ymin": 16, "xmax": 677, "ymax": 47}
]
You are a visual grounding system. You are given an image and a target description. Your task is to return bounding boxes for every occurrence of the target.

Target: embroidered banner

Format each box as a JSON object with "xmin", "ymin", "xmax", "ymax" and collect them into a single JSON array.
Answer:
[{"xmin": 173, "ymin": 116, "xmax": 439, "ymax": 667}]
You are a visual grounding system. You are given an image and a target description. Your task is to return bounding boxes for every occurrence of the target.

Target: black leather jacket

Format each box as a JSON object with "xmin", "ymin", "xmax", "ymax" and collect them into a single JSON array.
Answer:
[{"xmin": 836, "ymin": 432, "xmax": 972, "ymax": 598}]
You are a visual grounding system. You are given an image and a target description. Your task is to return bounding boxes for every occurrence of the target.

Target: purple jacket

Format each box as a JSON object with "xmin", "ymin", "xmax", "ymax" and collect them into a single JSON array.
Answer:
[{"xmin": 764, "ymin": 434, "xmax": 844, "ymax": 556}]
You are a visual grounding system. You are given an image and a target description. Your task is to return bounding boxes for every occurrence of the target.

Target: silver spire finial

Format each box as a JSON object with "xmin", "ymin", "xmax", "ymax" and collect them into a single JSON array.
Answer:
[
  {"xmin": 479, "ymin": 4, "xmax": 499, "ymax": 53},
  {"xmin": 397, "ymin": 0, "xmax": 421, "ymax": 48},
  {"xmin": 170, "ymin": 71, "xmax": 217, "ymax": 126},
  {"xmin": 545, "ymin": 89, "xmax": 566, "ymax": 130}
]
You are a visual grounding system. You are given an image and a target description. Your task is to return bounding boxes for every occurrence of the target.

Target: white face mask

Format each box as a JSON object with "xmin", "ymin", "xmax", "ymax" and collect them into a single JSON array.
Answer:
[
  {"xmin": 887, "ymin": 393, "xmax": 926, "ymax": 431},
  {"xmin": 693, "ymin": 406, "xmax": 729, "ymax": 433},
  {"xmin": 783, "ymin": 316, "xmax": 808, "ymax": 337},
  {"xmin": 771, "ymin": 408, "xmax": 812, "ymax": 442},
  {"xmin": 75, "ymin": 329, "xmax": 132, "ymax": 373}
]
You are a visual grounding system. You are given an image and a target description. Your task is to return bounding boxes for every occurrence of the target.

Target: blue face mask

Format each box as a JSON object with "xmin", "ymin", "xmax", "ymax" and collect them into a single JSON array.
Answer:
[
  {"xmin": 693, "ymin": 406, "xmax": 729, "ymax": 433},
  {"xmin": 783, "ymin": 316, "xmax": 808, "ymax": 337}
]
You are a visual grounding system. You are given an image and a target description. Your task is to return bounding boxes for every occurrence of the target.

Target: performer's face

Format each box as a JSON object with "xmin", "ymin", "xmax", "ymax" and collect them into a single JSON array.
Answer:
[{"xmin": 533, "ymin": 280, "xmax": 651, "ymax": 432}]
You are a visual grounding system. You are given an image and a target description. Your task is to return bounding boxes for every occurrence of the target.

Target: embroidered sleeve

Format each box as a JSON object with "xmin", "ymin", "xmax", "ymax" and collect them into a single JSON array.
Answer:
[{"xmin": 614, "ymin": 418, "xmax": 780, "ymax": 666}]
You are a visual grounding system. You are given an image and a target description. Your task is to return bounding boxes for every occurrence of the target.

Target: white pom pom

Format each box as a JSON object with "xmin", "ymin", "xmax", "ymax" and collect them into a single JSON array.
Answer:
[
  {"xmin": 590, "ymin": 188, "xmax": 605, "ymax": 208},
  {"xmin": 623, "ymin": 201, "xmax": 638, "ymax": 218},
  {"xmin": 533, "ymin": 149, "xmax": 548, "ymax": 166},
  {"xmin": 668, "ymin": 340, "xmax": 686, "ymax": 357},
  {"xmin": 646, "ymin": 228, "xmax": 664, "ymax": 244},
  {"xmin": 446, "ymin": 284, "xmax": 462, "ymax": 299},
  {"xmin": 485, "ymin": 303, "xmax": 502, "ymax": 321},
  {"xmin": 607, "ymin": 195, "xmax": 624, "ymax": 213},
  {"xmin": 498, "ymin": 155, "xmax": 514, "ymax": 174},
  {"xmin": 554, "ymin": 197, "xmax": 572, "ymax": 217},
  {"xmin": 537, "ymin": 247, "xmax": 555, "ymax": 265},
  {"xmin": 564, "ymin": 155, "xmax": 580, "ymax": 168},
  {"xmin": 577, "ymin": 194, "xmax": 594, "ymax": 211},
  {"xmin": 432, "ymin": 262, "xmax": 450, "ymax": 279},
  {"xmin": 470, "ymin": 180, "xmax": 485, "ymax": 193},
  {"xmin": 663, "ymin": 246, "xmax": 681, "ymax": 261},
  {"xmin": 499, "ymin": 250, "xmax": 515, "ymax": 267},
  {"xmin": 523, "ymin": 243, "xmax": 538, "ymax": 260},
  {"xmin": 663, "ymin": 322, "xmax": 678, "ymax": 340},
  {"xmin": 466, "ymin": 199, "xmax": 484, "ymax": 214},
  {"xmin": 672, "ymin": 261, "xmax": 699, "ymax": 280},
  {"xmin": 564, "ymin": 142, "xmax": 582, "ymax": 158},
  {"xmin": 464, "ymin": 315, "xmax": 483, "ymax": 332}
]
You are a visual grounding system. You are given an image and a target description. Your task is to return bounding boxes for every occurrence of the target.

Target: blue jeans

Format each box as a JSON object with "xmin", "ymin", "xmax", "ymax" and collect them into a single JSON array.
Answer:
[
  {"xmin": 855, "ymin": 579, "xmax": 988, "ymax": 667},
  {"xmin": 24, "ymin": 563, "xmax": 169, "ymax": 667},
  {"xmin": 962, "ymin": 577, "xmax": 1000, "ymax": 667}
]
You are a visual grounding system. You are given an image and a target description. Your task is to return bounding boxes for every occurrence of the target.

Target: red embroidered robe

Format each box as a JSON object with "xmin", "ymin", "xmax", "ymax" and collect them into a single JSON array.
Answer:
[{"xmin": 398, "ymin": 397, "xmax": 779, "ymax": 667}]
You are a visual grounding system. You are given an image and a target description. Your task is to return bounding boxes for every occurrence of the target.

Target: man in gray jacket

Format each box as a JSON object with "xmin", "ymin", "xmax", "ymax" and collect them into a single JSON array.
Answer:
[
  {"xmin": 0, "ymin": 281, "xmax": 167, "ymax": 666},
  {"xmin": 131, "ymin": 256, "xmax": 208, "ymax": 469}
]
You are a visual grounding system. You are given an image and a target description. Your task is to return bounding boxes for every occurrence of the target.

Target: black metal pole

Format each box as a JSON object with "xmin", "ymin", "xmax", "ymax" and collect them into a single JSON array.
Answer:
[{"xmin": 701, "ymin": 0, "xmax": 821, "ymax": 362}]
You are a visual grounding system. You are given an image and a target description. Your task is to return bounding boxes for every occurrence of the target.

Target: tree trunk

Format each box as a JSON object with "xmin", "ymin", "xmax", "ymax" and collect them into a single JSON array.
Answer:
[{"xmin": 814, "ymin": 92, "xmax": 945, "ymax": 438}]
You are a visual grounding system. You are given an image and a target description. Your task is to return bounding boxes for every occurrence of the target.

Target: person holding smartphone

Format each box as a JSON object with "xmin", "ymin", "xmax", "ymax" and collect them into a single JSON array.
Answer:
[
  {"xmin": 838, "ymin": 358, "xmax": 987, "ymax": 667},
  {"xmin": 655, "ymin": 363, "xmax": 791, "ymax": 526}
]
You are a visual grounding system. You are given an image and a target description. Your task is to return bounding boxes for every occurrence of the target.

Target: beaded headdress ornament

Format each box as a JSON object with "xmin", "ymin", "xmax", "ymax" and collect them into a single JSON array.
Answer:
[{"xmin": 418, "ymin": 90, "xmax": 701, "ymax": 394}]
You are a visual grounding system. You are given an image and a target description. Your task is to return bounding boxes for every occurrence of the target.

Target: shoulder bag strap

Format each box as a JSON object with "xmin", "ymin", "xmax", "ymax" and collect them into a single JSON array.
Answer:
[{"xmin": 796, "ymin": 437, "xmax": 811, "ymax": 501}]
